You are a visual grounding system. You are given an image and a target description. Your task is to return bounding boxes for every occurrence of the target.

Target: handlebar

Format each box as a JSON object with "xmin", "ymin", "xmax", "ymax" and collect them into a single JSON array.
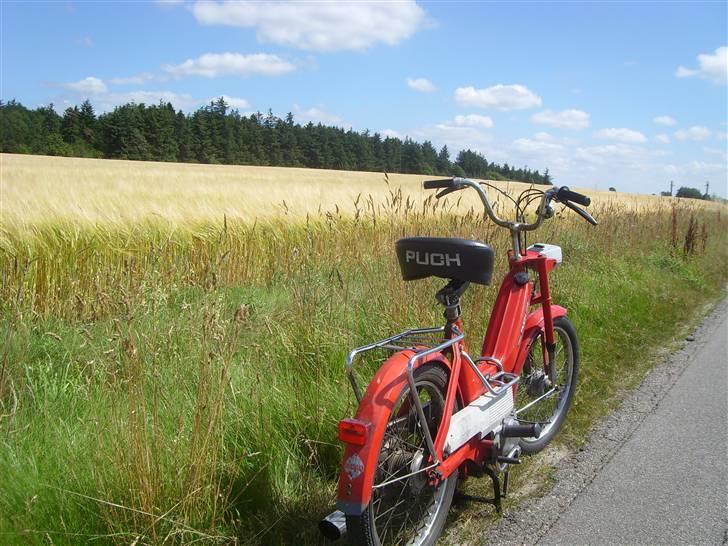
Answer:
[
  {"xmin": 423, "ymin": 179, "xmax": 456, "ymax": 190},
  {"xmin": 556, "ymin": 186, "xmax": 591, "ymax": 207},
  {"xmin": 423, "ymin": 177, "xmax": 598, "ymax": 230},
  {"xmin": 562, "ymin": 201, "xmax": 598, "ymax": 226}
]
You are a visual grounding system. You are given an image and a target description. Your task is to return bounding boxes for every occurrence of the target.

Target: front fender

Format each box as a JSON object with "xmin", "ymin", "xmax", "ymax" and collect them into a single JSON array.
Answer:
[
  {"xmin": 336, "ymin": 349, "xmax": 451, "ymax": 515},
  {"xmin": 524, "ymin": 304, "xmax": 566, "ymax": 335}
]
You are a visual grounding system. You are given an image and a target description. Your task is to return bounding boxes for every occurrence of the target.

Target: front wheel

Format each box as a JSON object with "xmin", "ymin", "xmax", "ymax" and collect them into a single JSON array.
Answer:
[
  {"xmin": 346, "ymin": 364, "xmax": 458, "ymax": 546},
  {"xmin": 515, "ymin": 316, "xmax": 580, "ymax": 454}
]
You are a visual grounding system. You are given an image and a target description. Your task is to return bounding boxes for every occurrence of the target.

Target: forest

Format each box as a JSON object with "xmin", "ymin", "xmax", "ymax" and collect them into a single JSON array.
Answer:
[{"xmin": 0, "ymin": 98, "xmax": 552, "ymax": 184}]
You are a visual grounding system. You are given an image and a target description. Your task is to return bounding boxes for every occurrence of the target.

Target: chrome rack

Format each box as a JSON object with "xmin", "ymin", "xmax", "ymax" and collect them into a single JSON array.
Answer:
[{"xmin": 346, "ymin": 327, "xmax": 450, "ymax": 402}]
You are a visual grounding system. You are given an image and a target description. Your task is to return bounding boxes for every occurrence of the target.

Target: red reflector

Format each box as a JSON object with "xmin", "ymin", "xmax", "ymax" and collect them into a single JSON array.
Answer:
[{"xmin": 338, "ymin": 419, "xmax": 369, "ymax": 446}]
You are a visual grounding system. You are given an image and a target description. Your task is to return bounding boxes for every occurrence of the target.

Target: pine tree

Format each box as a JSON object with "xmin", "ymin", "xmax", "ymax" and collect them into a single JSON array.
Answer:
[
  {"xmin": 401, "ymin": 138, "xmax": 425, "ymax": 174},
  {"xmin": 78, "ymin": 99, "xmax": 96, "ymax": 144},
  {"xmin": 436, "ymin": 145, "xmax": 451, "ymax": 175},
  {"xmin": 421, "ymin": 140, "xmax": 438, "ymax": 175}
]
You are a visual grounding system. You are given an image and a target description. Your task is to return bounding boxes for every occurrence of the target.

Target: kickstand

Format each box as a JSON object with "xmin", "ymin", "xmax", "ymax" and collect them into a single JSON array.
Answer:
[{"xmin": 455, "ymin": 466, "xmax": 502, "ymax": 514}]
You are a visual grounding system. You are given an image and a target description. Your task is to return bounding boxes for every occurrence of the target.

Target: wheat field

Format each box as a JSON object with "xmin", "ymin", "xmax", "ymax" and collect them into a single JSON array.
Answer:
[{"xmin": 0, "ymin": 153, "xmax": 690, "ymax": 232}]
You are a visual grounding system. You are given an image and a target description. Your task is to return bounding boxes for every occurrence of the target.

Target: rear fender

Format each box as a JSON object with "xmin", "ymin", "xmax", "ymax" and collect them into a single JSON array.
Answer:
[
  {"xmin": 514, "ymin": 305, "xmax": 567, "ymax": 374},
  {"xmin": 335, "ymin": 349, "xmax": 452, "ymax": 516}
]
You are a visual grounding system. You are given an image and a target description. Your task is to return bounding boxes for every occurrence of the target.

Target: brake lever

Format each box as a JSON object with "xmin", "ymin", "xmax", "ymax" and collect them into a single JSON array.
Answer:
[
  {"xmin": 563, "ymin": 201, "xmax": 598, "ymax": 226},
  {"xmin": 436, "ymin": 186, "xmax": 459, "ymax": 199}
]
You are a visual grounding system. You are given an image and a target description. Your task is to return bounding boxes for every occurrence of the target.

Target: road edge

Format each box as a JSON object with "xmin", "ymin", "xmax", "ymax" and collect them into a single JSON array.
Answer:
[{"xmin": 482, "ymin": 294, "xmax": 728, "ymax": 546}]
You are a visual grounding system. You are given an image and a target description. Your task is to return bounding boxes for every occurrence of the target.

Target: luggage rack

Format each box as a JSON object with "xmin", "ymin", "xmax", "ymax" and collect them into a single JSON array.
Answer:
[
  {"xmin": 346, "ymin": 327, "xmax": 448, "ymax": 402},
  {"xmin": 345, "ymin": 327, "xmax": 518, "ymax": 403}
]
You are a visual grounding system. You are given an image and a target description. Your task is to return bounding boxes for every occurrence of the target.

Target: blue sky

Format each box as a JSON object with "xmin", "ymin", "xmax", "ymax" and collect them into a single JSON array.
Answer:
[{"xmin": 2, "ymin": 1, "xmax": 727, "ymax": 196}]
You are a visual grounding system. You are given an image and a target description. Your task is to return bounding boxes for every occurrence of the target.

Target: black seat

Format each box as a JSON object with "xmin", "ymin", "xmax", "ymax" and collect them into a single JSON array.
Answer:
[{"xmin": 395, "ymin": 237, "xmax": 495, "ymax": 285}]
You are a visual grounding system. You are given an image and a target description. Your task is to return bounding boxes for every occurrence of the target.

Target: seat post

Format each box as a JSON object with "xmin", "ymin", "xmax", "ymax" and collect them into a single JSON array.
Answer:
[{"xmin": 436, "ymin": 279, "xmax": 469, "ymax": 335}]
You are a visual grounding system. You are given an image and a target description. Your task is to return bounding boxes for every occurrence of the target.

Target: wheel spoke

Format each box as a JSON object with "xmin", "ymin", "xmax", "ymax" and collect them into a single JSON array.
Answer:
[
  {"xmin": 380, "ymin": 480, "xmax": 411, "ymax": 542},
  {"xmin": 367, "ymin": 373, "xmax": 453, "ymax": 545},
  {"xmin": 516, "ymin": 323, "xmax": 575, "ymax": 446}
]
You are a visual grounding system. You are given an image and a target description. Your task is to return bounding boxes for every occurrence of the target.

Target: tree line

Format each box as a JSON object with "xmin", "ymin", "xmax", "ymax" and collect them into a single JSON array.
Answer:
[
  {"xmin": 0, "ymin": 98, "xmax": 552, "ymax": 184},
  {"xmin": 674, "ymin": 187, "xmax": 712, "ymax": 200}
]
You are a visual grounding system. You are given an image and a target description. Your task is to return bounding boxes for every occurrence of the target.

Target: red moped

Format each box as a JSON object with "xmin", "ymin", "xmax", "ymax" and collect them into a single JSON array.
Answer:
[{"xmin": 320, "ymin": 178, "xmax": 597, "ymax": 545}]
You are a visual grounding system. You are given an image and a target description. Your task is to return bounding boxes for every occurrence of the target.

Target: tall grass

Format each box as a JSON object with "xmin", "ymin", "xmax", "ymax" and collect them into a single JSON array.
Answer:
[{"xmin": 1, "ymin": 171, "xmax": 726, "ymax": 544}]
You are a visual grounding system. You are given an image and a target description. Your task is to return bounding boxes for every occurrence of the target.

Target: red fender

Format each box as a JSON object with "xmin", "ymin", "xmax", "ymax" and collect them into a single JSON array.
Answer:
[
  {"xmin": 513, "ymin": 305, "xmax": 567, "ymax": 374},
  {"xmin": 524, "ymin": 304, "xmax": 566, "ymax": 334},
  {"xmin": 335, "ymin": 349, "xmax": 451, "ymax": 515}
]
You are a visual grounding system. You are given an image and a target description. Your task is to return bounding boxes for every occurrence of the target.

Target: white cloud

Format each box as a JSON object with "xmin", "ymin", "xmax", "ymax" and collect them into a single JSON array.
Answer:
[
  {"xmin": 121, "ymin": 91, "xmax": 186, "ymax": 105},
  {"xmin": 594, "ymin": 128, "xmax": 648, "ymax": 143},
  {"xmin": 407, "ymin": 77, "xmax": 435, "ymax": 93},
  {"xmin": 163, "ymin": 52, "xmax": 296, "ymax": 78},
  {"xmin": 411, "ymin": 124, "xmax": 498, "ymax": 161},
  {"xmin": 59, "ymin": 84, "xmax": 210, "ymax": 113},
  {"xmin": 452, "ymin": 114, "xmax": 494, "ymax": 129},
  {"xmin": 506, "ymin": 141, "xmax": 574, "ymax": 176},
  {"xmin": 574, "ymin": 143, "xmax": 647, "ymax": 164},
  {"xmin": 105, "ymin": 90, "xmax": 198, "ymax": 111},
  {"xmin": 653, "ymin": 115, "xmax": 677, "ymax": 126},
  {"xmin": 62, "ymin": 76, "xmax": 108, "ymax": 95},
  {"xmin": 454, "ymin": 84, "xmax": 542, "ymax": 111},
  {"xmin": 674, "ymin": 126, "xmax": 712, "ymax": 141},
  {"xmin": 655, "ymin": 134, "xmax": 671, "ymax": 144},
  {"xmin": 293, "ymin": 105, "xmax": 347, "ymax": 127},
  {"xmin": 687, "ymin": 160, "xmax": 726, "ymax": 171},
  {"xmin": 534, "ymin": 132, "xmax": 555, "ymax": 141},
  {"xmin": 703, "ymin": 147, "xmax": 727, "ymax": 161},
  {"xmin": 507, "ymin": 133, "xmax": 580, "ymax": 175},
  {"xmin": 675, "ymin": 46, "xmax": 727, "ymax": 85},
  {"xmin": 191, "ymin": 0, "xmax": 427, "ymax": 52},
  {"xmin": 73, "ymin": 36, "xmax": 94, "ymax": 47},
  {"xmin": 381, "ymin": 129, "xmax": 402, "ymax": 139},
  {"xmin": 531, "ymin": 108, "xmax": 590, "ymax": 129},
  {"xmin": 512, "ymin": 137, "xmax": 565, "ymax": 154},
  {"xmin": 109, "ymin": 72, "xmax": 155, "ymax": 85},
  {"xmin": 207, "ymin": 95, "xmax": 251, "ymax": 109}
]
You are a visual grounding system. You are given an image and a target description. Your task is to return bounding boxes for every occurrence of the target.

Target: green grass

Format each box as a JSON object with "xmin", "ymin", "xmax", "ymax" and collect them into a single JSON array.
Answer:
[{"xmin": 1, "ymin": 200, "xmax": 726, "ymax": 544}]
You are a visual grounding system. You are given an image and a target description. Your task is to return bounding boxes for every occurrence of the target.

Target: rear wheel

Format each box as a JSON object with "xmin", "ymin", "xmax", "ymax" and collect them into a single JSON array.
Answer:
[
  {"xmin": 515, "ymin": 316, "xmax": 579, "ymax": 454},
  {"xmin": 346, "ymin": 364, "xmax": 458, "ymax": 546}
]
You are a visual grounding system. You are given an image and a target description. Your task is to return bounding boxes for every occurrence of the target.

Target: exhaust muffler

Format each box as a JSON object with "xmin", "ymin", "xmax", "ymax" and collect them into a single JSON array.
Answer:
[{"xmin": 319, "ymin": 510, "xmax": 347, "ymax": 541}]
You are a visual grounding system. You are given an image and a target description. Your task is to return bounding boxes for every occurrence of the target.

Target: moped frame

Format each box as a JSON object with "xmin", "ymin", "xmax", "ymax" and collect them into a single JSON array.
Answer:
[{"xmin": 337, "ymin": 248, "xmax": 566, "ymax": 514}]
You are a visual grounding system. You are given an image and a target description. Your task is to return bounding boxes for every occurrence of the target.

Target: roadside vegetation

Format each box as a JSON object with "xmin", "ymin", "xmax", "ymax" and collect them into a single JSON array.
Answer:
[{"xmin": 1, "ymin": 163, "xmax": 726, "ymax": 544}]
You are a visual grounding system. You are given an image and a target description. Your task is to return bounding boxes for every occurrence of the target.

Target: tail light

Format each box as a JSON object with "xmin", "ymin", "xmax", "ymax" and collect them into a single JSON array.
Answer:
[{"xmin": 338, "ymin": 419, "xmax": 370, "ymax": 446}]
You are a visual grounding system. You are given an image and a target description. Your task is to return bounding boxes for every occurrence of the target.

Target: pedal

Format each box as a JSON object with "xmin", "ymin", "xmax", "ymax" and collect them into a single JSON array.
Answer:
[
  {"xmin": 501, "ymin": 422, "xmax": 541, "ymax": 438},
  {"xmin": 496, "ymin": 455, "xmax": 521, "ymax": 465}
]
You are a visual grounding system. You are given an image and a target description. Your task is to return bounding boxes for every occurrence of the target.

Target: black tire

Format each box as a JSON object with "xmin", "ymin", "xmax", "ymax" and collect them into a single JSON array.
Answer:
[
  {"xmin": 346, "ymin": 364, "xmax": 458, "ymax": 546},
  {"xmin": 515, "ymin": 316, "xmax": 579, "ymax": 455}
]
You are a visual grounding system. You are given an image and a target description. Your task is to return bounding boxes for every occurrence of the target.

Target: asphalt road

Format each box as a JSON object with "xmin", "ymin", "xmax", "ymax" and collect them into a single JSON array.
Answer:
[{"xmin": 486, "ymin": 298, "xmax": 728, "ymax": 546}]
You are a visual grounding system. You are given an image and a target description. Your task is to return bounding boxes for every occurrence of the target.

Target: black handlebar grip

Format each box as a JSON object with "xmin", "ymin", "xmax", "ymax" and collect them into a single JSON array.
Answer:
[
  {"xmin": 424, "ymin": 178, "xmax": 454, "ymax": 190},
  {"xmin": 557, "ymin": 186, "xmax": 591, "ymax": 207}
]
